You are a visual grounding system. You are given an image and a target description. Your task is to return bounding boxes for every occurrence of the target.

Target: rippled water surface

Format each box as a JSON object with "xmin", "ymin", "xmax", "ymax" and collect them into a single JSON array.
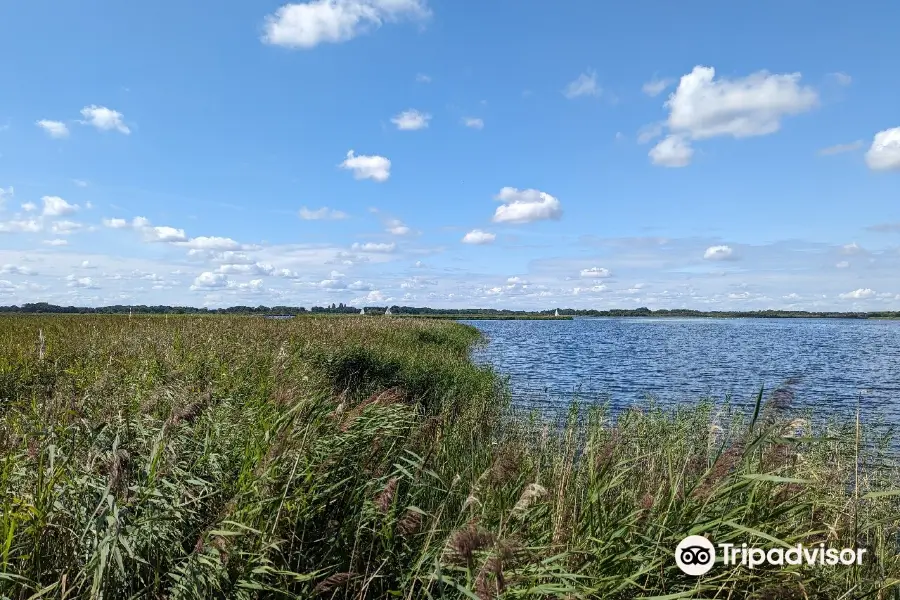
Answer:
[{"xmin": 463, "ymin": 318, "xmax": 900, "ymax": 422}]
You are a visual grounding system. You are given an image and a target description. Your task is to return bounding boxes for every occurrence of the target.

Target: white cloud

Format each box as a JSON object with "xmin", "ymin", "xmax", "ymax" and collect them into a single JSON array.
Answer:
[
  {"xmin": 462, "ymin": 229, "xmax": 496, "ymax": 245},
  {"xmin": 73, "ymin": 179, "xmax": 89, "ymax": 188},
  {"xmin": 461, "ymin": 117, "xmax": 484, "ymax": 130},
  {"xmin": 666, "ymin": 66, "xmax": 817, "ymax": 140},
  {"xmin": 580, "ymin": 267, "xmax": 611, "ymax": 278},
  {"xmin": 385, "ymin": 218, "xmax": 410, "ymax": 235},
  {"xmin": 144, "ymin": 226, "xmax": 188, "ymax": 243},
  {"xmin": 563, "ymin": 70, "xmax": 600, "ymax": 99},
  {"xmin": 299, "ymin": 206, "xmax": 349, "ymax": 220},
  {"xmin": 191, "ymin": 272, "xmax": 228, "ymax": 289},
  {"xmin": 649, "ymin": 135, "xmax": 693, "ymax": 167},
  {"xmin": 339, "ymin": 150, "xmax": 391, "ymax": 182},
  {"xmin": 51, "ymin": 220, "xmax": 85, "ymax": 234},
  {"xmin": 66, "ymin": 275, "xmax": 98, "ymax": 289},
  {"xmin": 216, "ymin": 263, "xmax": 275, "ymax": 276},
  {"xmin": 262, "ymin": 0, "xmax": 429, "ymax": 48},
  {"xmin": 228, "ymin": 279, "xmax": 264, "ymax": 292},
  {"xmin": 176, "ymin": 236, "xmax": 241, "ymax": 250},
  {"xmin": 818, "ymin": 140, "xmax": 863, "ymax": 156},
  {"xmin": 121, "ymin": 216, "xmax": 189, "ymax": 243},
  {"xmin": 703, "ymin": 245, "xmax": 735, "ymax": 260},
  {"xmin": 0, "ymin": 186, "xmax": 12, "ymax": 208},
  {"xmin": 642, "ymin": 77, "xmax": 672, "ymax": 97},
  {"xmin": 836, "ymin": 261, "xmax": 850, "ymax": 269},
  {"xmin": 43, "ymin": 238, "xmax": 68, "ymax": 246},
  {"xmin": 36, "ymin": 120, "xmax": 69, "ymax": 138},
  {"xmin": 0, "ymin": 219, "xmax": 42, "ymax": 233},
  {"xmin": 865, "ymin": 127, "xmax": 900, "ymax": 171},
  {"xmin": 0, "ymin": 264, "xmax": 32, "ymax": 275},
  {"xmin": 103, "ymin": 218, "xmax": 130, "ymax": 229},
  {"xmin": 80, "ymin": 105, "xmax": 130, "ymax": 134},
  {"xmin": 391, "ymin": 109, "xmax": 431, "ymax": 130},
  {"xmin": 415, "ymin": 73, "xmax": 431, "ymax": 83},
  {"xmin": 355, "ymin": 289, "xmax": 389, "ymax": 304},
  {"xmin": 841, "ymin": 242, "xmax": 864, "ymax": 255},
  {"xmin": 21, "ymin": 202, "xmax": 37, "ymax": 212},
  {"xmin": 839, "ymin": 288, "xmax": 875, "ymax": 300},
  {"xmin": 42, "ymin": 195, "xmax": 80, "ymax": 217},
  {"xmin": 351, "ymin": 241, "xmax": 395, "ymax": 252},
  {"xmin": 492, "ymin": 187, "xmax": 562, "ymax": 224}
]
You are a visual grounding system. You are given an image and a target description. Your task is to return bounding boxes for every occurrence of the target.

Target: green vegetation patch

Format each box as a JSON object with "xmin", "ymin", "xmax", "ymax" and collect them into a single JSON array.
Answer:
[{"xmin": 0, "ymin": 315, "xmax": 897, "ymax": 599}]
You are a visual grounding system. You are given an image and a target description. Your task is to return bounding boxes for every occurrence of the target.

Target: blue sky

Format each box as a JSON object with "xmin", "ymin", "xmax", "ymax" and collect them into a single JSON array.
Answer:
[{"xmin": 2, "ymin": 0, "xmax": 900, "ymax": 309}]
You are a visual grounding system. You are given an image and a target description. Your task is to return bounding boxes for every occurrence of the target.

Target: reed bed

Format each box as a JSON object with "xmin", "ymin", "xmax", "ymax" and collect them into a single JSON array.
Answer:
[{"xmin": 0, "ymin": 315, "xmax": 898, "ymax": 599}]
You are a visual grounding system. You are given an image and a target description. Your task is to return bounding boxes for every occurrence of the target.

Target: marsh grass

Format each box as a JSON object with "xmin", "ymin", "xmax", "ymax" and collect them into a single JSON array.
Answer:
[{"xmin": 0, "ymin": 315, "xmax": 898, "ymax": 599}]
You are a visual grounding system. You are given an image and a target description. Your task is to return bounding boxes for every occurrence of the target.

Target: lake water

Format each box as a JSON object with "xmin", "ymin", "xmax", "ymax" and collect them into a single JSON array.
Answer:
[{"xmin": 462, "ymin": 318, "xmax": 900, "ymax": 424}]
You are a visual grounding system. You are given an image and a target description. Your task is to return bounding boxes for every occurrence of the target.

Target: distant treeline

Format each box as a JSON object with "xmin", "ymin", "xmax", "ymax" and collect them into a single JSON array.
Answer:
[{"xmin": 0, "ymin": 302, "xmax": 898, "ymax": 319}]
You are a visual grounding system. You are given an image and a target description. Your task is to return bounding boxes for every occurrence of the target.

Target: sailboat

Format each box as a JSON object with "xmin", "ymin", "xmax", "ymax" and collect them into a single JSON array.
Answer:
[
  {"xmin": 385, "ymin": 307, "xmax": 392, "ymax": 316},
  {"xmin": 359, "ymin": 308, "xmax": 365, "ymax": 315},
  {"xmin": 554, "ymin": 309, "xmax": 559, "ymax": 317}
]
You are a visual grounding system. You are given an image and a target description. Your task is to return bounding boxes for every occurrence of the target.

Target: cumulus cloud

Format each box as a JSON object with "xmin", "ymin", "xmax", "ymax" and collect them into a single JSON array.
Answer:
[
  {"xmin": 580, "ymin": 267, "xmax": 611, "ymax": 278},
  {"xmin": 339, "ymin": 150, "xmax": 391, "ymax": 181},
  {"xmin": 299, "ymin": 206, "xmax": 349, "ymax": 220},
  {"xmin": 217, "ymin": 262, "xmax": 275, "ymax": 276},
  {"xmin": 113, "ymin": 215, "xmax": 191, "ymax": 244},
  {"xmin": 36, "ymin": 120, "xmax": 69, "ymax": 138},
  {"xmin": 0, "ymin": 219, "xmax": 42, "ymax": 233},
  {"xmin": 262, "ymin": 0, "xmax": 429, "ymax": 48},
  {"xmin": 80, "ymin": 105, "xmax": 130, "ymax": 134},
  {"xmin": 102, "ymin": 218, "xmax": 130, "ymax": 229},
  {"xmin": 144, "ymin": 226, "xmax": 187, "ymax": 243},
  {"xmin": 66, "ymin": 275, "xmax": 99, "ymax": 289},
  {"xmin": 649, "ymin": 135, "xmax": 693, "ymax": 167},
  {"xmin": 703, "ymin": 245, "xmax": 735, "ymax": 260},
  {"xmin": 839, "ymin": 288, "xmax": 875, "ymax": 300},
  {"xmin": 0, "ymin": 265, "xmax": 32, "ymax": 275},
  {"xmin": 461, "ymin": 117, "xmax": 484, "ymax": 130},
  {"xmin": 385, "ymin": 218, "xmax": 411, "ymax": 235},
  {"xmin": 563, "ymin": 70, "xmax": 600, "ymax": 99},
  {"xmin": 191, "ymin": 272, "xmax": 228, "ymax": 289},
  {"xmin": 461, "ymin": 229, "xmax": 496, "ymax": 245},
  {"xmin": 391, "ymin": 109, "xmax": 431, "ymax": 130},
  {"xmin": 51, "ymin": 220, "xmax": 85, "ymax": 234},
  {"xmin": 492, "ymin": 187, "xmax": 562, "ymax": 224},
  {"xmin": 42, "ymin": 196, "xmax": 80, "ymax": 217},
  {"xmin": 666, "ymin": 66, "xmax": 817, "ymax": 140},
  {"xmin": 642, "ymin": 77, "xmax": 673, "ymax": 97},
  {"xmin": 865, "ymin": 127, "xmax": 900, "ymax": 171},
  {"xmin": 351, "ymin": 241, "xmax": 395, "ymax": 252}
]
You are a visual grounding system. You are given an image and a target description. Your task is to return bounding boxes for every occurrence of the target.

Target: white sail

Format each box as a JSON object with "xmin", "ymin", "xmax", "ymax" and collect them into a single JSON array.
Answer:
[
  {"xmin": 359, "ymin": 308, "xmax": 365, "ymax": 315},
  {"xmin": 554, "ymin": 309, "xmax": 559, "ymax": 317},
  {"xmin": 385, "ymin": 307, "xmax": 392, "ymax": 315}
]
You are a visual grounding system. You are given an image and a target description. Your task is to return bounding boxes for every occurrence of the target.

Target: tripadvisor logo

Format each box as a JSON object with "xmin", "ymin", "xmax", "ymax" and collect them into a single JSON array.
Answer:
[{"xmin": 675, "ymin": 535, "xmax": 867, "ymax": 576}]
